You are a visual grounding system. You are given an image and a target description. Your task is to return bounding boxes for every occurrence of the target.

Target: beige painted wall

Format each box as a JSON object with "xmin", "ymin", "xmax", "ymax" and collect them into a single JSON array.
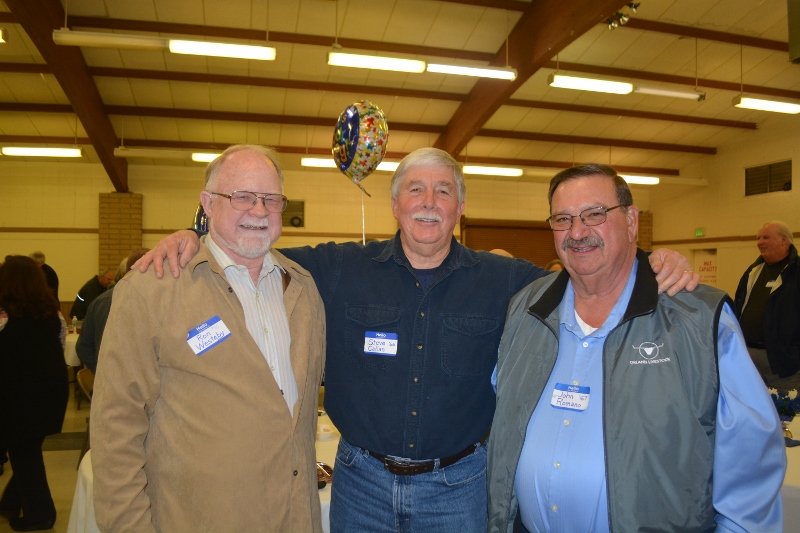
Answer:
[
  {"xmin": 650, "ymin": 123, "xmax": 800, "ymax": 296},
  {"xmin": 0, "ymin": 154, "xmax": 659, "ymax": 305}
]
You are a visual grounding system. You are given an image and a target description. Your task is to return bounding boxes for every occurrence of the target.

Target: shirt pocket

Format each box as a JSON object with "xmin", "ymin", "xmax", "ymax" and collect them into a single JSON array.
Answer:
[
  {"xmin": 345, "ymin": 305, "xmax": 401, "ymax": 370},
  {"xmin": 441, "ymin": 315, "xmax": 500, "ymax": 378}
]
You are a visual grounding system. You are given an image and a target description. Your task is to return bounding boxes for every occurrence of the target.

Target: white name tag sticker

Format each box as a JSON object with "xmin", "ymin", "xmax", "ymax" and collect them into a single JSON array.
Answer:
[
  {"xmin": 550, "ymin": 383, "xmax": 590, "ymax": 411},
  {"xmin": 364, "ymin": 331, "xmax": 398, "ymax": 356},
  {"xmin": 187, "ymin": 316, "xmax": 231, "ymax": 356}
]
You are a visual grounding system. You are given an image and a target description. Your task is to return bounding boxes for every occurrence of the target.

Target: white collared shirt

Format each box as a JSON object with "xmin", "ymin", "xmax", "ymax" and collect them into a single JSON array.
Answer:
[{"xmin": 207, "ymin": 237, "xmax": 297, "ymax": 414}]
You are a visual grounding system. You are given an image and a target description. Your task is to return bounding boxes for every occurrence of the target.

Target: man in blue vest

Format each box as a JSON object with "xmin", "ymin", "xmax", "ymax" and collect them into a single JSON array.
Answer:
[{"xmin": 488, "ymin": 164, "xmax": 785, "ymax": 533}]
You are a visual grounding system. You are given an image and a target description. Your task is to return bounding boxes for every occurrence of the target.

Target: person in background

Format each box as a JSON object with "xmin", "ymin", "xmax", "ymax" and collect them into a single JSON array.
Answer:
[
  {"xmin": 69, "ymin": 270, "xmax": 114, "ymax": 320},
  {"xmin": 28, "ymin": 252, "xmax": 58, "ymax": 302},
  {"xmin": 91, "ymin": 145, "xmax": 326, "ymax": 533},
  {"xmin": 0, "ymin": 256, "xmax": 69, "ymax": 532},
  {"xmin": 76, "ymin": 248, "xmax": 149, "ymax": 373},
  {"xmin": 487, "ymin": 164, "xmax": 784, "ymax": 533},
  {"xmin": 735, "ymin": 221, "xmax": 800, "ymax": 391},
  {"xmin": 136, "ymin": 147, "xmax": 698, "ymax": 533}
]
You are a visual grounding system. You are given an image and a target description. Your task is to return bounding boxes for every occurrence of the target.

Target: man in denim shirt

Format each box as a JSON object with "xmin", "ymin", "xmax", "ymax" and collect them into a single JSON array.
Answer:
[{"xmin": 140, "ymin": 147, "xmax": 697, "ymax": 532}]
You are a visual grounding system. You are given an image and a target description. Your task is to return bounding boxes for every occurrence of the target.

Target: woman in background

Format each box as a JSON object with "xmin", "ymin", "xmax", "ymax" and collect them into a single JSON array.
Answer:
[{"xmin": 0, "ymin": 256, "xmax": 68, "ymax": 532}]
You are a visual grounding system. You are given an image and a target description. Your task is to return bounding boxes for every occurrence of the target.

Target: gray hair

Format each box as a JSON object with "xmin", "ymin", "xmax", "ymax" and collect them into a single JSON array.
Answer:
[
  {"xmin": 390, "ymin": 148, "xmax": 466, "ymax": 204},
  {"xmin": 29, "ymin": 251, "xmax": 45, "ymax": 264},
  {"xmin": 548, "ymin": 163, "xmax": 633, "ymax": 208},
  {"xmin": 204, "ymin": 145, "xmax": 284, "ymax": 190},
  {"xmin": 763, "ymin": 221, "xmax": 794, "ymax": 245}
]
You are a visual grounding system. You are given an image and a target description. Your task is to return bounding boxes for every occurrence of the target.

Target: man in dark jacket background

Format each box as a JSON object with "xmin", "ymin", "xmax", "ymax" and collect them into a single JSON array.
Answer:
[{"xmin": 735, "ymin": 220, "xmax": 800, "ymax": 391}]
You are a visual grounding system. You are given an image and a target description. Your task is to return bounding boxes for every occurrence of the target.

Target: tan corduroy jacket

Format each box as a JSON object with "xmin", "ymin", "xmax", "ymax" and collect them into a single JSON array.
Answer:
[{"xmin": 92, "ymin": 239, "xmax": 326, "ymax": 533}]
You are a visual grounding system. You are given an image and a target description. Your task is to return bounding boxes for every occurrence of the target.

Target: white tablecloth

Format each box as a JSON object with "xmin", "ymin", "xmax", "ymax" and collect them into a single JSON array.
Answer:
[
  {"xmin": 64, "ymin": 332, "xmax": 80, "ymax": 367},
  {"xmin": 67, "ymin": 416, "xmax": 341, "ymax": 533}
]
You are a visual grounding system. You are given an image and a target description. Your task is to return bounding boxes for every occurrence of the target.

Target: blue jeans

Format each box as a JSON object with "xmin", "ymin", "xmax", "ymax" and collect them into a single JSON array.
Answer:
[{"xmin": 329, "ymin": 437, "xmax": 488, "ymax": 533}]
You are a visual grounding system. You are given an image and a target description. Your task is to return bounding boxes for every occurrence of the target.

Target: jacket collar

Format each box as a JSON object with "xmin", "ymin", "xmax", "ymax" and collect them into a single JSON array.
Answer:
[
  {"xmin": 374, "ymin": 230, "xmax": 480, "ymax": 272},
  {"xmin": 746, "ymin": 243, "xmax": 798, "ymax": 270},
  {"xmin": 528, "ymin": 249, "xmax": 658, "ymax": 324}
]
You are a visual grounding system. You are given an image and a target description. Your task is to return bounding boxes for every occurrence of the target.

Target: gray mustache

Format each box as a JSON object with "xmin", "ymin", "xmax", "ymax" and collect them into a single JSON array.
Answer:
[{"xmin": 562, "ymin": 236, "xmax": 604, "ymax": 250}]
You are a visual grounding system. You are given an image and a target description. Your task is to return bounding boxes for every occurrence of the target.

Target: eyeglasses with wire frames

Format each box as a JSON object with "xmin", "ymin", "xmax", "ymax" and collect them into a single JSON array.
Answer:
[
  {"xmin": 546, "ymin": 205, "xmax": 628, "ymax": 231},
  {"xmin": 210, "ymin": 191, "xmax": 288, "ymax": 213}
]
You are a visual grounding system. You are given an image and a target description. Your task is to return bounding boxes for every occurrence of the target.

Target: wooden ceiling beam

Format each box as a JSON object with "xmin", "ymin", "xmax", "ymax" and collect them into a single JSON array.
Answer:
[
  {"xmin": 67, "ymin": 16, "xmax": 495, "ymax": 63},
  {"xmin": 505, "ymin": 99, "xmax": 758, "ymax": 130},
  {"xmin": 623, "ymin": 18, "xmax": 789, "ymax": 52},
  {"xmin": 478, "ymin": 129, "xmax": 716, "ymax": 154},
  {"xmin": 4, "ymin": 0, "xmax": 128, "ymax": 192},
  {"xmin": 0, "ymin": 135, "xmax": 680, "ymax": 176},
  {"xmin": 546, "ymin": 60, "xmax": 800, "ymax": 101},
  {"xmin": 434, "ymin": 0, "xmax": 628, "ymax": 156},
  {"xmin": 89, "ymin": 66, "xmax": 467, "ymax": 102}
]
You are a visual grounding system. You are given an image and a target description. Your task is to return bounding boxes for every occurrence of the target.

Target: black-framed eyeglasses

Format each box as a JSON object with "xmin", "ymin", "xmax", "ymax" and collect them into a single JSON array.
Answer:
[
  {"xmin": 547, "ymin": 204, "xmax": 628, "ymax": 231},
  {"xmin": 210, "ymin": 191, "xmax": 288, "ymax": 213}
]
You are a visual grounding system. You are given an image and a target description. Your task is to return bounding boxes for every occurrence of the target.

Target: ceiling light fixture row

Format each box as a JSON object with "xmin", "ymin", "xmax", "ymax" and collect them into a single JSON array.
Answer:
[
  {"xmin": 548, "ymin": 73, "xmax": 706, "ymax": 101},
  {"xmin": 326, "ymin": 48, "xmax": 517, "ymax": 80}
]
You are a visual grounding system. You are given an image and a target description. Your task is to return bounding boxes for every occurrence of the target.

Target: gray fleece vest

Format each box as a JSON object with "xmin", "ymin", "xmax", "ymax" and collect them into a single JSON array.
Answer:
[{"xmin": 487, "ymin": 252, "xmax": 728, "ymax": 533}]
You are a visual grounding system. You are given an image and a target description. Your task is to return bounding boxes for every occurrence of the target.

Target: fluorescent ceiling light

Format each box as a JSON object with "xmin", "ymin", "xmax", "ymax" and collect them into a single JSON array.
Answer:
[
  {"xmin": 191, "ymin": 152, "xmax": 221, "ymax": 162},
  {"xmin": 733, "ymin": 95, "xmax": 800, "ymax": 114},
  {"xmin": 53, "ymin": 29, "xmax": 167, "ymax": 50},
  {"xmin": 2, "ymin": 147, "xmax": 82, "ymax": 157},
  {"xmin": 301, "ymin": 157, "xmax": 336, "ymax": 168},
  {"xmin": 0, "ymin": 28, "xmax": 7, "ymax": 44},
  {"xmin": 463, "ymin": 165, "xmax": 523, "ymax": 177},
  {"xmin": 301, "ymin": 157, "xmax": 399, "ymax": 172},
  {"xmin": 634, "ymin": 86, "xmax": 705, "ymax": 101},
  {"xmin": 377, "ymin": 161, "xmax": 399, "ymax": 172},
  {"xmin": 620, "ymin": 175, "xmax": 660, "ymax": 185},
  {"xmin": 328, "ymin": 51, "xmax": 426, "ymax": 73},
  {"xmin": 548, "ymin": 73, "xmax": 633, "ymax": 95},
  {"xmin": 169, "ymin": 40, "xmax": 275, "ymax": 61},
  {"xmin": 53, "ymin": 29, "xmax": 276, "ymax": 61},
  {"xmin": 427, "ymin": 63, "xmax": 517, "ymax": 81}
]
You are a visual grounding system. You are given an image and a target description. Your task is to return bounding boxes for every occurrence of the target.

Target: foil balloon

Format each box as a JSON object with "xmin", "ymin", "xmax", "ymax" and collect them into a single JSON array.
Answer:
[
  {"xmin": 332, "ymin": 100, "xmax": 388, "ymax": 196},
  {"xmin": 193, "ymin": 203, "xmax": 208, "ymax": 233}
]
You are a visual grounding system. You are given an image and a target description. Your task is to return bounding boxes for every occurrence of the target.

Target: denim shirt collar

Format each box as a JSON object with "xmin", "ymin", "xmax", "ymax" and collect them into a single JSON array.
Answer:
[{"xmin": 374, "ymin": 230, "xmax": 480, "ymax": 283}]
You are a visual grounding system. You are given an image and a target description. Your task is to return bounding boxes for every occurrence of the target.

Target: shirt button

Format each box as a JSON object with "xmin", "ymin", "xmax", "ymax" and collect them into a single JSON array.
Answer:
[
  {"xmin": 573, "ymin": 380, "xmax": 579, "ymax": 386},
  {"xmin": 413, "ymin": 377, "xmax": 419, "ymax": 383},
  {"xmin": 415, "ymin": 281, "xmax": 420, "ymax": 287},
  {"xmin": 270, "ymin": 365, "xmax": 275, "ymax": 371},
  {"xmin": 564, "ymin": 420, "xmax": 570, "ymax": 426},
  {"xmin": 264, "ymin": 327, "xmax": 269, "ymax": 333},
  {"xmin": 417, "ymin": 344, "xmax": 423, "ymax": 350},
  {"xmin": 411, "ymin": 411, "xmax": 417, "ymax": 416},
  {"xmin": 582, "ymin": 342, "xmax": 588, "ymax": 348},
  {"xmin": 293, "ymin": 470, "xmax": 298, "ymax": 476},
  {"xmin": 408, "ymin": 443, "xmax": 414, "ymax": 448},
  {"xmin": 554, "ymin": 462, "xmax": 561, "ymax": 468},
  {"xmin": 551, "ymin": 504, "xmax": 558, "ymax": 512},
  {"xmin": 419, "ymin": 312, "xmax": 425, "ymax": 317}
]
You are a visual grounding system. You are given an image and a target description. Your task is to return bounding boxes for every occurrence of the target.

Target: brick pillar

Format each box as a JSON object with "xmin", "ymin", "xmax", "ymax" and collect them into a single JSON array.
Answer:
[
  {"xmin": 638, "ymin": 210, "xmax": 653, "ymax": 252},
  {"xmin": 99, "ymin": 193, "xmax": 143, "ymax": 272}
]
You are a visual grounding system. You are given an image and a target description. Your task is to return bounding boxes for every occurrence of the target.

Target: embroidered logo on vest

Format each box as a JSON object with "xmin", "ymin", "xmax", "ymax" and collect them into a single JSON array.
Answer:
[{"xmin": 630, "ymin": 342, "xmax": 670, "ymax": 365}]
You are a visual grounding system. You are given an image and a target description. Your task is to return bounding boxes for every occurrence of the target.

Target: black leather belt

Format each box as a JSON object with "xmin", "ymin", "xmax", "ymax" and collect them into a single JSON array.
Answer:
[{"xmin": 368, "ymin": 443, "xmax": 479, "ymax": 476}]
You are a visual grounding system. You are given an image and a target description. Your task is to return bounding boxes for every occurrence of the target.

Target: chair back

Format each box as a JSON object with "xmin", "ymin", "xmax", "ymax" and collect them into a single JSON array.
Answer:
[{"xmin": 76, "ymin": 367, "xmax": 95, "ymax": 402}]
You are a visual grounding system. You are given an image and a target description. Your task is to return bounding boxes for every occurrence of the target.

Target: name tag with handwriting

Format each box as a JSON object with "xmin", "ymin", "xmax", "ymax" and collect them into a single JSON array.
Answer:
[
  {"xmin": 187, "ymin": 316, "xmax": 231, "ymax": 355},
  {"xmin": 550, "ymin": 383, "xmax": 590, "ymax": 411}
]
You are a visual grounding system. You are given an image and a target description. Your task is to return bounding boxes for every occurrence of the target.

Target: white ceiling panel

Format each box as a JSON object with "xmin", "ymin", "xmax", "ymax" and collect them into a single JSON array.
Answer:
[
  {"xmin": 138, "ymin": 116, "xmax": 181, "ymax": 139},
  {"xmin": 0, "ymin": 112, "xmax": 39, "ymax": 135},
  {"xmin": 170, "ymin": 81, "xmax": 211, "ymax": 110},
  {"xmin": 209, "ymin": 84, "xmax": 251, "ymax": 112},
  {"xmin": 382, "ymin": 1, "xmax": 438, "ymax": 46},
  {"xmin": 129, "ymin": 79, "xmax": 174, "ymax": 107},
  {"xmin": 245, "ymin": 86, "xmax": 288, "ymax": 115},
  {"xmin": 94, "ymin": 77, "xmax": 136, "ymax": 105},
  {"xmin": 210, "ymin": 121, "xmax": 248, "ymax": 143}
]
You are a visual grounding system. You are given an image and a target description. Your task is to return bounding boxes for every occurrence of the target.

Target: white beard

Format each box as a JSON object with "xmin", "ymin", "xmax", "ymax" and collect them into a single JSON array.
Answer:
[{"xmin": 209, "ymin": 226, "xmax": 272, "ymax": 260}]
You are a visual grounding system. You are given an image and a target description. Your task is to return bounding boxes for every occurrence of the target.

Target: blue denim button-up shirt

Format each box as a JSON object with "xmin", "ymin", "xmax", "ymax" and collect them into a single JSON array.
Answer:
[{"xmin": 281, "ymin": 232, "xmax": 547, "ymax": 460}]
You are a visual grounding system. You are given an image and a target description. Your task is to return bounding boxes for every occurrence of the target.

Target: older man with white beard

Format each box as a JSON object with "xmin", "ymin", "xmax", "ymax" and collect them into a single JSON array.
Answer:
[{"xmin": 91, "ymin": 145, "xmax": 327, "ymax": 533}]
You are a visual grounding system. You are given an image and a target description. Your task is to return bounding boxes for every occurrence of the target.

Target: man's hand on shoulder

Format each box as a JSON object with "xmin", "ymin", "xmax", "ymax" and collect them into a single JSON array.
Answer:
[
  {"xmin": 133, "ymin": 230, "xmax": 201, "ymax": 279},
  {"xmin": 649, "ymin": 248, "xmax": 700, "ymax": 296}
]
